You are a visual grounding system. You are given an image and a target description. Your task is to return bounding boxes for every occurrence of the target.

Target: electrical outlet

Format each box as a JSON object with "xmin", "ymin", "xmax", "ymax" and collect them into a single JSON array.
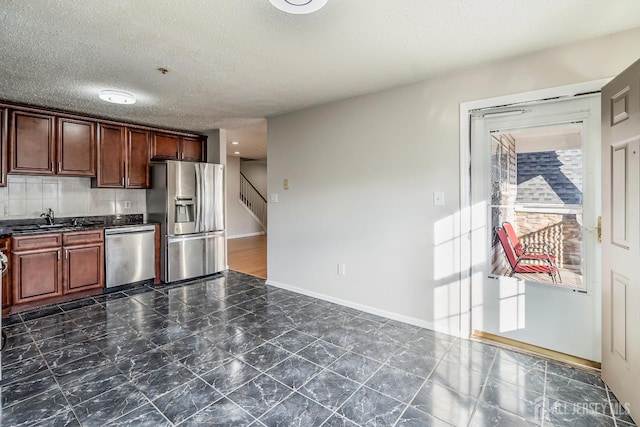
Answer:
[{"xmin": 124, "ymin": 201, "xmax": 131, "ymax": 209}]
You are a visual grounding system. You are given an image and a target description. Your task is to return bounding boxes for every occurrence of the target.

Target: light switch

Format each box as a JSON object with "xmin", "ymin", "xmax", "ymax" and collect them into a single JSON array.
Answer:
[
  {"xmin": 283, "ymin": 179, "xmax": 289, "ymax": 190},
  {"xmin": 337, "ymin": 263, "xmax": 346, "ymax": 276},
  {"xmin": 433, "ymin": 191, "xmax": 445, "ymax": 206},
  {"xmin": 270, "ymin": 193, "xmax": 279, "ymax": 203}
]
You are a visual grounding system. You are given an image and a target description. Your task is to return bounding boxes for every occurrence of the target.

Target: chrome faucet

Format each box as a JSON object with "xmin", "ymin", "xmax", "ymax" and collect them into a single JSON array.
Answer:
[{"xmin": 40, "ymin": 208, "xmax": 54, "ymax": 225}]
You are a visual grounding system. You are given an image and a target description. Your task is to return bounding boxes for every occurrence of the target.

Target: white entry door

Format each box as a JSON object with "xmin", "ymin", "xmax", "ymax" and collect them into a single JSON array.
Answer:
[
  {"xmin": 601, "ymin": 58, "xmax": 640, "ymax": 423},
  {"xmin": 470, "ymin": 94, "xmax": 602, "ymax": 362}
]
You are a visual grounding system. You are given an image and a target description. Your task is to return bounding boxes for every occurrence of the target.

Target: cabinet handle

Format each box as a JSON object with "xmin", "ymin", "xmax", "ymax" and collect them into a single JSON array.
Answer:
[
  {"xmin": 176, "ymin": 151, "xmax": 179, "ymax": 159},
  {"xmin": 122, "ymin": 177, "xmax": 125, "ymax": 187},
  {"xmin": 58, "ymin": 161, "xmax": 62, "ymax": 171},
  {"xmin": 65, "ymin": 250, "xmax": 68, "ymax": 260},
  {"xmin": 57, "ymin": 251, "xmax": 60, "ymax": 260},
  {"xmin": 51, "ymin": 161, "xmax": 54, "ymax": 171}
]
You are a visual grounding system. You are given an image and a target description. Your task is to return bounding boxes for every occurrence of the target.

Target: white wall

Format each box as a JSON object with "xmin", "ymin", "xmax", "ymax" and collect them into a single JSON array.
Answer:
[
  {"xmin": 0, "ymin": 175, "xmax": 145, "ymax": 219},
  {"xmin": 240, "ymin": 160, "xmax": 267, "ymax": 199},
  {"xmin": 226, "ymin": 156, "xmax": 264, "ymax": 238},
  {"xmin": 206, "ymin": 129, "xmax": 226, "ymax": 164},
  {"xmin": 267, "ymin": 27, "xmax": 640, "ymax": 334}
]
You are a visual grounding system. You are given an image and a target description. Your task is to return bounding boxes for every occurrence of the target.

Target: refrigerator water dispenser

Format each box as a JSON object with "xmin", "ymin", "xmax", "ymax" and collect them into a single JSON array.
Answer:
[{"xmin": 174, "ymin": 197, "xmax": 195, "ymax": 223}]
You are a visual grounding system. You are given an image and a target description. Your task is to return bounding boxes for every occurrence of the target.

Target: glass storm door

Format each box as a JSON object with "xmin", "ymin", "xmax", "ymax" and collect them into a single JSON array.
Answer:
[{"xmin": 470, "ymin": 94, "xmax": 602, "ymax": 362}]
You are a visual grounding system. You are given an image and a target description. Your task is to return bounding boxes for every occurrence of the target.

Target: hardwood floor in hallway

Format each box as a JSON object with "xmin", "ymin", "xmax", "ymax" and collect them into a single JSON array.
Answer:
[{"xmin": 227, "ymin": 234, "xmax": 267, "ymax": 279}]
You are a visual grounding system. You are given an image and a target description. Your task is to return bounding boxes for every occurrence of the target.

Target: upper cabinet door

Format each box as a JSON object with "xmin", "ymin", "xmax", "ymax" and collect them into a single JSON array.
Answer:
[
  {"xmin": 0, "ymin": 108, "xmax": 7, "ymax": 186},
  {"xmin": 96, "ymin": 124, "xmax": 125, "ymax": 188},
  {"xmin": 180, "ymin": 136, "xmax": 205, "ymax": 162},
  {"xmin": 150, "ymin": 132, "xmax": 180, "ymax": 160},
  {"xmin": 9, "ymin": 110, "xmax": 55, "ymax": 174},
  {"xmin": 57, "ymin": 117, "xmax": 96, "ymax": 176},
  {"xmin": 126, "ymin": 129, "xmax": 150, "ymax": 188}
]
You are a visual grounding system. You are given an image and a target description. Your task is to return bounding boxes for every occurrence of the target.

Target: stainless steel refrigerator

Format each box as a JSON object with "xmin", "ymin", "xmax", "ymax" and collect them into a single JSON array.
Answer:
[{"xmin": 147, "ymin": 161, "xmax": 226, "ymax": 283}]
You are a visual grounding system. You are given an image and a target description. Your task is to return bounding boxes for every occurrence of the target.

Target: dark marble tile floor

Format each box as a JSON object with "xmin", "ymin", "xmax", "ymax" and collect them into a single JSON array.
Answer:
[{"xmin": 0, "ymin": 271, "xmax": 636, "ymax": 426}]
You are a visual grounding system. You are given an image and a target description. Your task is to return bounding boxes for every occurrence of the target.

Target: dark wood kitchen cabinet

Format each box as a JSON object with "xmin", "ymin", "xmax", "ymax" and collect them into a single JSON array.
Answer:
[
  {"xmin": 127, "ymin": 128, "xmax": 151, "ymax": 188},
  {"xmin": 150, "ymin": 132, "xmax": 205, "ymax": 162},
  {"xmin": 180, "ymin": 136, "xmax": 205, "ymax": 161},
  {"xmin": 12, "ymin": 234, "xmax": 63, "ymax": 305},
  {"xmin": 1, "ymin": 237, "xmax": 11, "ymax": 316},
  {"xmin": 9, "ymin": 110, "xmax": 55, "ymax": 174},
  {"xmin": 0, "ymin": 108, "xmax": 7, "ymax": 186},
  {"xmin": 62, "ymin": 230, "xmax": 104, "ymax": 294},
  {"xmin": 57, "ymin": 117, "xmax": 96, "ymax": 176},
  {"xmin": 95, "ymin": 124, "xmax": 149, "ymax": 188},
  {"xmin": 149, "ymin": 132, "xmax": 178, "ymax": 160},
  {"xmin": 96, "ymin": 124, "xmax": 125, "ymax": 187},
  {"xmin": 8, "ymin": 110, "xmax": 96, "ymax": 177},
  {"xmin": 10, "ymin": 230, "xmax": 104, "ymax": 312},
  {"xmin": 1, "ymin": 102, "xmax": 206, "ymax": 184}
]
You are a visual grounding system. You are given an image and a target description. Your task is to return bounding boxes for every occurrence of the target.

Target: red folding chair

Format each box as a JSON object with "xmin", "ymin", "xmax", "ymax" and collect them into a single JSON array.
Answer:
[
  {"xmin": 502, "ymin": 222, "xmax": 561, "ymax": 283},
  {"xmin": 495, "ymin": 226, "xmax": 559, "ymax": 284}
]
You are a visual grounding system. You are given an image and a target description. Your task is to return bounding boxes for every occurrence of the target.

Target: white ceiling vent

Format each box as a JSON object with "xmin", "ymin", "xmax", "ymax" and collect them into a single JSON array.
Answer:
[{"xmin": 269, "ymin": 0, "xmax": 327, "ymax": 15}]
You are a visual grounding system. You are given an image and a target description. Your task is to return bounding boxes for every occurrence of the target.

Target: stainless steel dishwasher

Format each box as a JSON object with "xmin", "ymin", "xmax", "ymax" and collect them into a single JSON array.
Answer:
[{"xmin": 105, "ymin": 225, "xmax": 156, "ymax": 288}]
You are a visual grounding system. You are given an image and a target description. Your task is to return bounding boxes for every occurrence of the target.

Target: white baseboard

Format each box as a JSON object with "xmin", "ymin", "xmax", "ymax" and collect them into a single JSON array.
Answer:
[
  {"xmin": 265, "ymin": 279, "xmax": 440, "ymax": 333},
  {"xmin": 227, "ymin": 231, "xmax": 266, "ymax": 240}
]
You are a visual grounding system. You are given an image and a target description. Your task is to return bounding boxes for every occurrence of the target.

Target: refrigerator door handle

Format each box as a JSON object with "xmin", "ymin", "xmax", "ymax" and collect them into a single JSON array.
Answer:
[
  {"xmin": 168, "ymin": 231, "xmax": 223, "ymax": 243},
  {"xmin": 194, "ymin": 163, "xmax": 202, "ymax": 232},
  {"xmin": 202, "ymin": 163, "xmax": 213, "ymax": 232},
  {"xmin": 213, "ymin": 165, "xmax": 222, "ymax": 231}
]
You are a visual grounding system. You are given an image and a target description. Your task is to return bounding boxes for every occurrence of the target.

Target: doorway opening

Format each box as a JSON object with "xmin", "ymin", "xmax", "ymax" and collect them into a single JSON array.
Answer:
[
  {"xmin": 227, "ymin": 235, "xmax": 267, "ymax": 279},
  {"xmin": 467, "ymin": 91, "xmax": 602, "ymax": 362}
]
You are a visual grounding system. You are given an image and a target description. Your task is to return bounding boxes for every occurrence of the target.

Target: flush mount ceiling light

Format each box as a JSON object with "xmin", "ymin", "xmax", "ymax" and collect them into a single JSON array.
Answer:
[
  {"xmin": 234, "ymin": 151, "xmax": 240, "ymax": 155},
  {"xmin": 269, "ymin": 0, "xmax": 327, "ymax": 14},
  {"xmin": 231, "ymin": 141, "xmax": 239, "ymax": 145},
  {"xmin": 99, "ymin": 89, "xmax": 136, "ymax": 105}
]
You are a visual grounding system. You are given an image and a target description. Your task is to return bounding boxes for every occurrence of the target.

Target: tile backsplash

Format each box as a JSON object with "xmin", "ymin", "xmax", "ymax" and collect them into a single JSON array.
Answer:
[{"xmin": 0, "ymin": 175, "xmax": 146, "ymax": 219}]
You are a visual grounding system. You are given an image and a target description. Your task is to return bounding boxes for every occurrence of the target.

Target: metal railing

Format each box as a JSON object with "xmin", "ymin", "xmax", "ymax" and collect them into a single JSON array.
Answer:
[{"xmin": 239, "ymin": 172, "xmax": 267, "ymax": 227}]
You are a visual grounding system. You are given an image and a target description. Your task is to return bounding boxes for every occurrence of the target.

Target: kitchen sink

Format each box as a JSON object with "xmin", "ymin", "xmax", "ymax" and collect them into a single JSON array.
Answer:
[
  {"xmin": 10, "ymin": 223, "xmax": 83, "ymax": 232},
  {"xmin": 9, "ymin": 225, "xmax": 40, "ymax": 231}
]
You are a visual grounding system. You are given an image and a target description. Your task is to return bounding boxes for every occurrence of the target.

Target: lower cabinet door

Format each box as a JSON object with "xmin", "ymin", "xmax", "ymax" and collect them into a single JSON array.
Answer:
[
  {"xmin": 64, "ymin": 244, "xmax": 104, "ymax": 293},
  {"xmin": 12, "ymin": 248, "xmax": 63, "ymax": 304},
  {"xmin": 1, "ymin": 237, "xmax": 11, "ymax": 315}
]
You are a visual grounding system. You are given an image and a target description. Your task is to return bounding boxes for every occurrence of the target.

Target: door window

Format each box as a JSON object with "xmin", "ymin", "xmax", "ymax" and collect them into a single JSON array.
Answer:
[{"xmin": 490, "ymin": 123, "xmax": 585, "ymax": 290}]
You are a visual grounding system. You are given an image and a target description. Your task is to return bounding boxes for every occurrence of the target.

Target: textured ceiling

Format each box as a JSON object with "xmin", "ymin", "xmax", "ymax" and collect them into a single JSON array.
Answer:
[{"xmin": 2, "ymin": 1, "xmax": 640, "ymax": 160}]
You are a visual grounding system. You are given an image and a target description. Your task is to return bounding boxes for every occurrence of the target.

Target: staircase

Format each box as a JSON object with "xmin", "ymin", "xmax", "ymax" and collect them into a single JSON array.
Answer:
[{"xmin": 239, "ymin": 172, "xmax": 267, "ymax": 228}]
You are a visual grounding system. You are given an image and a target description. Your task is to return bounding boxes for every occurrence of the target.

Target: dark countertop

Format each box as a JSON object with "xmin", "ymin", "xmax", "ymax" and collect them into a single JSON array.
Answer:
[
  {"xmin": 0, "ymin": 227, "xmax": 12, "ymax": 239},
  {"xmin": 0, "ymin": 214, "xmax": 158, "ymax": 236}
]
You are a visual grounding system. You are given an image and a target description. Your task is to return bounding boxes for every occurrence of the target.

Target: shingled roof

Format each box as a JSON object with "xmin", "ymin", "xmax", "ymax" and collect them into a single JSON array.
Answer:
[{"xmin": 516, "ymin": 149, "xmax": 582, "ymax": 205}]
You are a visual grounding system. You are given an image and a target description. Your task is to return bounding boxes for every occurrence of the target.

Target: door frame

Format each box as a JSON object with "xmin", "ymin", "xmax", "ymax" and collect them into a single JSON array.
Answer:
[{"xmin": 458, "ymin": 79, "xmax": 610, "ymax": 338}]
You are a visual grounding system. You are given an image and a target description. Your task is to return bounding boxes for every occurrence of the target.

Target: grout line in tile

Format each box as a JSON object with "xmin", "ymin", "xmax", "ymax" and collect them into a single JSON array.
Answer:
[
  {"xmin": 606, "ymin": 384, "xmax": 621, "ymax": 427},
  {"xmin": 392, "ymin": 336, "xmax": 460, "ymax": 426},
  {"xmin": 23, "ymin": 320, "xmax": 84, "ymax": 426},
  {"xmin": 464, "ymin": 344, "xmax": 497, "ymax": 427},
  {"xmin": 541, "ymin": 360, "xmax": 549, "ymax": 426}
]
